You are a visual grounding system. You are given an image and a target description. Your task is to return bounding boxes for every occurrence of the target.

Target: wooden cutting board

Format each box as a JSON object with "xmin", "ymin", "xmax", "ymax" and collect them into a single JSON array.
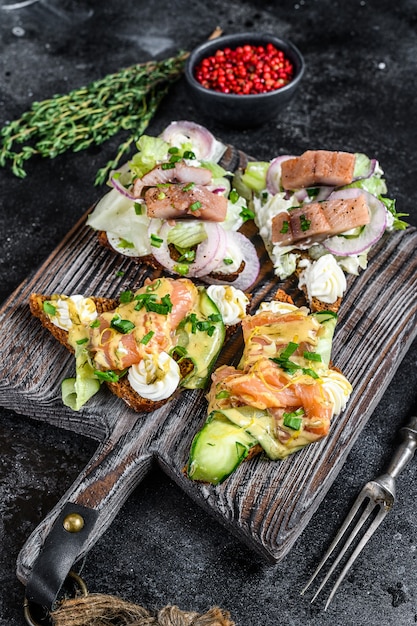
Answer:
[{"xmin": 1, "ymin": 146, "xmax": 417, "ymax": 588}]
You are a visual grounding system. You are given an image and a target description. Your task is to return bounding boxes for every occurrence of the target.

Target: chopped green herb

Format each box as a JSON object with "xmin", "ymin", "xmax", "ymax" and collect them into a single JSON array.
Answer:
[
  {"xmin": 75, "ymin": 337, "xmax": 89, "ymax": 345},
  {"xmin": 94, "ymin": 369, "xmax": 123, "ymax": 383},
  {"xmin": 280, "ymin": 220, "xmax": 289, "ymax": 234},
  {"xmin": 150, "ymin": 234, "xmax": 163, "ymax": 248},
  {"xmin": 157, "ymin": 191, "xmax": 166, "ymax": 200},
  {"xmin": 229, "ymin": 188, "xmax": 239, "ymax": 204},
  {"xmin": 140, "ymin": 330, "xmax": 155, "ymax": 345},
  {"xmin": 183, "ymin": 150, "xmax": 196, "ymax": 159},
  {"xmin": 110, "ymin": 314, "xmax": 135, "ymax": 334},
  {"xmin": 177, "ymin": 249, "xmax": 196, "ymax": 263},
  {"xmin": 307, "ymin": 187, "xmax": 319, "ymax": 198},
  {"xmin": 119, "ymin": 290, "xmax": 134, "ymax": 303},
  {"xmin": 240, "ymin": 206, "xmax": 255, "ymax": 222},
  {"xmin": 161, "ymin": 161, "xmax": 176, "ymax": 170},
  {"xmin": 283, "ymin": 409, "xmax": 304, "ymax": 430},
  {"xmin": 208, "ymin": 313, "xmax": 222, "ymax": 322},
  {"xmin": 271, "ymin": 342, "xmax": 319, "ymax": 379},
  {"xmin": 300, "ymin": 214, "xmax": 311, "ymax": 232},
  {"xmin": 189, "ymin": 200, "xmax": 202, "ymax": 212},
  {"xmin": 182, "ymin": 182, "xmax": 195, "ymax": 192},
  {"xmin": 223, "ymin": 258, "xmax": 234, "ymax": 265},
  {"xmin": 280, "ymin": 342, "xmax": 299, "ymax": 360},
  {"xmin": 134, "ymin": 292, "xmax": 173, "ymax": 315},
  {"xmin": 173, "ymin": 263, "xmax": 190, "ymax": 276},
  {"xmin": 115, "ymin": 270, "xmax": 125, "ymax": 277},
  {"xmin": 303, "ymin": 351, "xmax": 322, "ymax": 362},
  {"xmin": 168, "ymin": 146, "xmax": 179, "ymax": 154},
  {"xmin": 134, "ymin": 202, "xmax": 143, "ymax": 215},
  {"xmin": 90, "ymin": 319, "xmax": 100, "ymax": 328}
]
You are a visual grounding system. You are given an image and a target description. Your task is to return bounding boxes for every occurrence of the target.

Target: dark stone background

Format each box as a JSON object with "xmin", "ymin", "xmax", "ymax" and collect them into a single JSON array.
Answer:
[{"xmin": 1, "ymin": 1, "xmax": 417, "ymax": 624}]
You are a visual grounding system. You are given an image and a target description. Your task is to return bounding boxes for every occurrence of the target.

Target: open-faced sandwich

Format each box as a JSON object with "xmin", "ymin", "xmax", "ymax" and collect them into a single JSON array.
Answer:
[
  {"xmin": 87, "ymin": 120, "xmax": 259, "ymax": 292},
  {"xmin": 29, "ymin": 277, "xmax": 250, "ymax": 412},
  {"xmin": 186, "ymin": 289, "xmax": 352, "ymax": 484},
  {"xmin": 234, "ymin": 149, "xmax": 407, "ymax": 311}
]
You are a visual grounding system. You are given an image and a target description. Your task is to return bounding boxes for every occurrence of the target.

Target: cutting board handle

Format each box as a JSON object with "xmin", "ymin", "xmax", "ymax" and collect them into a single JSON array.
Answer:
[{"xmin": 17, "ymin": 412, "xmax": 153, "ymax": 610}]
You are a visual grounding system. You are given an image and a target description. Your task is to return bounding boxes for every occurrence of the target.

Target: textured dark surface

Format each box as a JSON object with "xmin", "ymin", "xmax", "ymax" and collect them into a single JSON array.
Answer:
[{"xmin": 1, "ymin": 1, "xmax": 417, "ymax": 624}]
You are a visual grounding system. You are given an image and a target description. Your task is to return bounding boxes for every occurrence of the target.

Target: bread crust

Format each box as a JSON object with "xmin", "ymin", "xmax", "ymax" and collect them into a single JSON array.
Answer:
[{"xmin": 97, "ymin": 231, "xmax": 246, "ymax": 283}]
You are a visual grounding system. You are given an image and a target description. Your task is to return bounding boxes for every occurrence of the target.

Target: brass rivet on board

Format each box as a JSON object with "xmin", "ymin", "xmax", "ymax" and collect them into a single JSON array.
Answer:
[{"xmin": 63, "ymin": 512, "xmax": 85, "ymax": 533}]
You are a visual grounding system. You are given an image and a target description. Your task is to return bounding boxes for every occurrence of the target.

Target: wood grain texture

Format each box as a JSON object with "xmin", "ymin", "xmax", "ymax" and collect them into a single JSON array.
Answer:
[{"xmin": 1, "ymin": 146, "xmax": 416, "ymax": 586}]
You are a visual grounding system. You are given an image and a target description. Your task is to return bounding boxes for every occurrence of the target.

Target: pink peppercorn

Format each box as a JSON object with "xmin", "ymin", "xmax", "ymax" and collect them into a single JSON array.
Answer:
[{"xmin": 194, "ymin": 43, "xmax": 294, "ymax": 95}]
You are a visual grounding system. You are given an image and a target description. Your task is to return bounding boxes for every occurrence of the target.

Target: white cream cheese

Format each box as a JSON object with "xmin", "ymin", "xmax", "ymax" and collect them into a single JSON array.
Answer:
[
  {"xmin": 257, "ymin": 300, "xmax": 299, "ymax": 314},
  {"xmin": 298, "ymin": 254, "xmax": 347, "ymax": 303},
  {"xmin": 128, "ymin": 351, "xmax": 180, "ymax": 401},
  {"xmin": 321, "ymin": 369, "xmax": 353, "ymax": 417},
  {"xmin": 206, "ymin": 285, "xmax": 249, "ymax": 325},
  {"xmin": 48, "ymin": 295, "xmax": 97, "ymax": 331}
]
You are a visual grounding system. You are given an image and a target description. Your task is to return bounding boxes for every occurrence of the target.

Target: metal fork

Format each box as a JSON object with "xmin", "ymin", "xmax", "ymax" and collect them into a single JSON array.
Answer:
[{"xmin": 301, "ymin": 415, "xmax": 417, "ymax": 610}]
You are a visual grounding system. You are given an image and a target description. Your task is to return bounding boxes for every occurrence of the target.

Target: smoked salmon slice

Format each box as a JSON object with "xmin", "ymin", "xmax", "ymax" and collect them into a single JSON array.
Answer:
[
  {"xmin": 280, "ymin": 150, "xmax": 356, "ymax": 190},
  {"xmin": 271, "ymin": 193, "xmax": 370, "ymax": 246},
  {"xmin": 144, "ymin": 183, "xmax": 227, "ymax": 221}
]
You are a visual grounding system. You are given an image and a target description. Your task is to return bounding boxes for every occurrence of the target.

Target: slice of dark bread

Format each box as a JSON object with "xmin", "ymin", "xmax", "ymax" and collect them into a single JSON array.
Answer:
[{"xmin": 29, "ymin": 293, "xmax": 186, "ymax": 413}]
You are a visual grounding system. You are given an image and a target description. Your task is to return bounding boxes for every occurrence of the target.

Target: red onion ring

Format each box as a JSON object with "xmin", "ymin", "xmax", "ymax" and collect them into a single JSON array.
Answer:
[
  {"xmin": 160, "ymin": 120, "xmax": 226, "ymax": 162},
  {"xmin": 110, "ymin": 175, "xmax": 141, "ymax": 202},
  {"xmin": 147, "ymin": 220, "xmax": 227, "ymax": 278},
  {"xmin": 202, "ymin": 231, "xmax": 260, "ymax": 291},
  {"xmin": 266, "ymin": 155, "xmax": 295, "ymax": 195},
  {"xmin": 322, "ymin": 189, "xmax": 387, "ymax": 256}
]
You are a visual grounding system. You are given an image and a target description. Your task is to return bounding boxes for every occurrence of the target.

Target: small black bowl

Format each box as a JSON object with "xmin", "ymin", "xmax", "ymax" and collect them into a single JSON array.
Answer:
[{"xmin": 185, "ymin": 32, "xmax": 305, "ymax": 129}]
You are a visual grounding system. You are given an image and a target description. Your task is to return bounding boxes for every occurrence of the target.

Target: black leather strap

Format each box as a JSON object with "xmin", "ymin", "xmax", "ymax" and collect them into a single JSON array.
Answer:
[{"xmin": 25, "ymin": 502, "xmax": 99, "ymax": 610}]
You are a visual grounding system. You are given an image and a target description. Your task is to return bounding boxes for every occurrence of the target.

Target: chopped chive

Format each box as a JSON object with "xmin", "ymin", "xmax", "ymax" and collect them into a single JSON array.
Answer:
[
  {"xmin": 173, "ymin": 263, "xmax": 190, "ymax": 275},
  {"xmin": 161, "ymin": 161, "xmax": 176, "ymax": 170},
  {"xmin": 223, "ymin": 258, "xmax": 234, "ymax": 265},
  {"xmin": 110, "ymin": 314, "xmax": 135, "ymax": 334},
  {"xmin": 119, "ymin": 290, "xmax": 134, "ymax": 303},
  {"xmin": 150, "ymin": 234, "xmax": 163, "ymax": 248},
  {"xmin": 94, "ymin": 369, "xmax": 121, "ymax": 383},
  {"xmin": 183, "ymin": 150, "xmax": 196, "ymax": 159},
  {"xmin": 229, "ymin": 188, "xmax": 239, "ymax": 204},
  {"xmin": 90, "ymin": 319, "xmax": 100, "ymax": 328},
  {"xmin": 189, "ymin": 200, "xmax": 202, "ymax": 212},
  {"xmin": 303, "ymin": 351, "xmax": 322, "ymax": 362},
  {"xmin": 240, "ymin": 206, "xmax": 255, "ymax": 222},
  {"xmin": 280, "ymin": 220, "xmax": 289, "ymax": 234},
  {"xmin": 283, "ymin": 410, "xmax": 303, "ymax": 430},
  {"xmin": 182, "ymin": 182, "xmax": 195, "ymax": 192},
  {"xmin": 177, "ymin": 249, "xmax": 196, "ymax": 263},
  {"xmin": 75, "ymin": 337, "xmax": 89, "ymax": 345},
  {"xmin": 300, "ymin": 214, "xmax": 311, "ymax": 232},
  {"xmin": 215, "ymin": 390, "xmax": 230, "ymax": 399},
  {"xmin": 140, "ymin": 330, "xmax": 154, "ymax": 345}
]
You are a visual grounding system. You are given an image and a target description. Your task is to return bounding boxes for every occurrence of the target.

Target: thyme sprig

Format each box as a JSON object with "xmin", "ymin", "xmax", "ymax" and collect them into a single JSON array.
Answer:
[{"xmin": 0, "ymin": 52, "xmax": 188, "ymax": 186}]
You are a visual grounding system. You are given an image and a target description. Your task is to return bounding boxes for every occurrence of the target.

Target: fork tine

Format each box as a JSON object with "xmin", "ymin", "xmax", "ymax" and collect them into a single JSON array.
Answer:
[
  {"xmin": 301, "ymin": 486, "xmax": 372, "ymax": 596},
  {"xmin": 308, "ymin": 497, "xmax": 376, "ymax": 603},
  {"xmin": 323, "ymin": 505, "xmax": 388, "ymax": 610}
]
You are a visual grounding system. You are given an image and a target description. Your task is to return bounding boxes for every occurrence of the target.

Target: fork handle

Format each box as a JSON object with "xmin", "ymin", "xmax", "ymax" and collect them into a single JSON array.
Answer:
[{"xmin": 386, "ymin": 415, "xmax": 417, "ymax": 479}]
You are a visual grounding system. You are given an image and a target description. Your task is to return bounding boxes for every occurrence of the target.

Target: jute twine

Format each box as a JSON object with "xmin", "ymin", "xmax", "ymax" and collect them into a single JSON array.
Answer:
[{"xmin": 51, "ymin": 594, "xmax": 235, "ymax": 626}]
